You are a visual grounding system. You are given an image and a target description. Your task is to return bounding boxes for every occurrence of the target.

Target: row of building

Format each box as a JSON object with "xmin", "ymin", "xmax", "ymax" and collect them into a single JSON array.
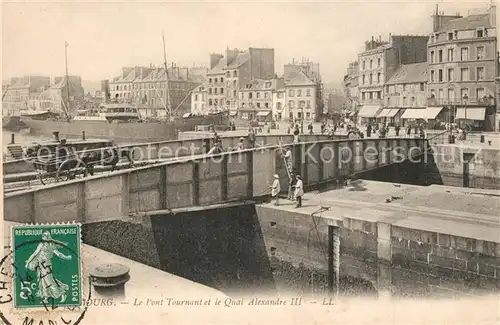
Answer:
[
  {"xmin": 190, "ymin": 48, "xmax": 324, "ymax": 121},
  {"xmin": 342, "ymin": 4, "xmax": 499, "ymax": 131},
  {"xmin": 2, "ymin": 76, "xmax": 85, "ymax": 117}
]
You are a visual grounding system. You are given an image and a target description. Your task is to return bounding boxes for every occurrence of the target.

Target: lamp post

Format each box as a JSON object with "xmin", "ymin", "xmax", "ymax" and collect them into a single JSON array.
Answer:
[{"xmin": 301, "ymin": 104, "xmax": 304, "ymax": 133}]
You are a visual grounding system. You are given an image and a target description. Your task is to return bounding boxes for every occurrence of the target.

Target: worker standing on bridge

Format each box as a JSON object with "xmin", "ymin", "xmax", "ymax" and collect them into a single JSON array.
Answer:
[
  {"xmin": 294, "ymin": 174, "xmax": 304, "ymax": 208},
  {"xmin": 271, "ymin": 174, "xmax": 281, "ymax": 206}
]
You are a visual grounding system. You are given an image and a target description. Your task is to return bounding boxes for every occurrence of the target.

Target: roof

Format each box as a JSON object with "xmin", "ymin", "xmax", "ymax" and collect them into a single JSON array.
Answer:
[
  {"xmin": 207, "ymin": 57, "xmax": 227, "ymax": 75},
  {"xmin": 386, "ymin": 62, "xmax": 427, "ymax": 85},
  {"xmin": 226, "ymin": 52, "xmax": 250, "ymax": 69},
  {"xmin": 240, "ymin": 78, "xmax": 281, "ymax": 91},
  {"xmin": 284, "ymin": 69, "xmax": 315, "ymax": 87},
  {"xmin": 439, "ymin": 13, "xmax": 492, "ymax": 32}
]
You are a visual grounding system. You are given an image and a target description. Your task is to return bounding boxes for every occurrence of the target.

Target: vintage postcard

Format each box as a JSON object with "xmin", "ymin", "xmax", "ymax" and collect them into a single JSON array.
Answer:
[{"xmin": 2, "ymin": 0, "xmax": 499, "ymax": 324}]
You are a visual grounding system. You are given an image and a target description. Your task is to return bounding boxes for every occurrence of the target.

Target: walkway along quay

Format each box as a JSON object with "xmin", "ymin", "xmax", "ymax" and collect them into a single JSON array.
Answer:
[
  {"xmin": 4, "ymin": 137, "xmax": 500, "ymax": 297},
  {"xmin": 3, "ymin": 133, "xmax": 337, "ymax": 175}
]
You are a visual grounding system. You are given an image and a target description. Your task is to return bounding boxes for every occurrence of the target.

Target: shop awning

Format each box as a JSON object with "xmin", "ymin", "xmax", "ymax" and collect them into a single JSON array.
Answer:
[
  {"xmin": 358, "ymin": 105, "xmax": 381, "ymax": 118},
  {"xmin": 401, "ymin": 107, "xmax": 443, "ymax": 120},
  {"xmin": 182, "ymin": 113, "xmax": 192, "ymax": 118},
  {"xmin": 455, "ymin": 107, "xmax": 486, "ymax": 120},
  {"xmin": 256, "ymin": 111, "xmax": 271, "ymax": 117},
  {"xmin": 377, "ymin": 108, "xmax": 400, "ymax": 118},
  {"xmin": 229, "ymin": 111, "xmax": 237, "ymax": 116}
]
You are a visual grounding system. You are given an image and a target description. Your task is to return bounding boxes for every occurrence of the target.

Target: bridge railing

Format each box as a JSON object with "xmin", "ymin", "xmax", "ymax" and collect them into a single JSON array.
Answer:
[
  {"xmin": 3, "ymin": 133, "xmax": 338, "ymax": 175},
  {"xmin": 3, "ymin": 137, "xmax": 426, "ymax": 224}
]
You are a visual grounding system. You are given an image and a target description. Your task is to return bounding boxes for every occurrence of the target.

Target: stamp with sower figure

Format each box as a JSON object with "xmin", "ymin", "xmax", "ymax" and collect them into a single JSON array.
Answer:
[{"xmin": 11, "ymin": 223, "xmax": 83, "ymax": 311}]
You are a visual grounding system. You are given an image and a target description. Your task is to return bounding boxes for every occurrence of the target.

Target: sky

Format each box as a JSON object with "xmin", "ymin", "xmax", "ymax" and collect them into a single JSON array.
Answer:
[{"xmin": 1, "ymin": 0, "xmax": 495, "ymax": 86}]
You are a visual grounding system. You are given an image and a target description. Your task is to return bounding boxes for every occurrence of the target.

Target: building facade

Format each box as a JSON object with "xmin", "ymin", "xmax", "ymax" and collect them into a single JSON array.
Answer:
[
  {"xmin": 206, "ymin": 47, "xmax": 275, "ymax": 113},
  {"xmin": 284, "ymin": 70, "xmax": 317, "ymax": 121},
  {"xmin": 191, "ymin": 84, "xmax": 208, "ymax": 115},
  {"xmin": 3, "ymin": 76, "xmax": 51, "ymax": 116},
  {"xmin": 342, "ymin": 61, "xmax": 359, "ymax": 111},
  {"xmin": 272, "ymin": 84, "xmax": 286, "ymax": 121},
  {"xmin": 427, "ymin": 5, "xmax": 497, "ymax": 130},
  {"xmin": 238, "ymin": 78, "xmax": 279, "ymax": 120},
  {"xmin": 109, "ymin": 65, "xmax": 201, "ymax": 118}
]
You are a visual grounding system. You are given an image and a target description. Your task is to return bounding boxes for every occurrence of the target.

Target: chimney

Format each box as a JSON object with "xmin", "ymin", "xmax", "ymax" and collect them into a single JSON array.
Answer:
[
  {"xmin": 489, "ymin": 4, "xmax": 496, "ymax": 27},
  {"xmin": 89, "ymin": 263, "xmax": 130, "ymax": 300}
]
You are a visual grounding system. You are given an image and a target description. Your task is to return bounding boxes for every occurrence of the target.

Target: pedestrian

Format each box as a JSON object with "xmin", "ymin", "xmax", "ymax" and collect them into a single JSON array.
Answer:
[
  {"xmin": 293, "ymin": 126, "xmax": 300, "ymax": 143},
  {"xmin": 248, "ymin": 128, "xmax": 256, "ymax": 148},
  {"xmin": 308, "ymin": 123, "xmax": 313, "ymax": 135},
  {"xmin": 288, "ymin": 170, "xmax": 296, "ymax": 201},
  {"xmin": 395, "ymin": 124, "xmax": 401, "ymax": 136},
  {"xmin": 271, "ymin": 174, "xmax": 281, "ymax": 206},
  {"xmin": 366, "ymin": 124, "xmax": 372, "ymax": 137},
  {"xmin": 284, "ymin": 147, "xmax": 293, "ymax": 172},
  {"xmin": 213, "ymin": 132, "xmax": 221, "ymax": 145},
  {"xmin": 236, "ymin": 137, "xmax": 245, "ymax": 151},
  {"xmin": 406, "ymin": 125, "xmax": 411, "ymax": 136},
  {"xmin": 207, "ymin": 141, "xmax": 223, "ymax": 155},
  {"xmin": 294, "ymin": 174, "xmax": 304, "ymax": 208}
]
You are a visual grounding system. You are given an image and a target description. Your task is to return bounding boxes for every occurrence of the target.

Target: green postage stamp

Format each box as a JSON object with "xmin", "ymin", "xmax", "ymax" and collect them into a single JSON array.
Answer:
[{"xmin": 11, "ymin": 223, "xmax": 83, "ymax": 310}]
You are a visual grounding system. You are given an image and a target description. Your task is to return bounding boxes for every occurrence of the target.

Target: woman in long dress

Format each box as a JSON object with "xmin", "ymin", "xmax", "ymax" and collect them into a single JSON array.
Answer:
[{"xmin": 25, "ymin": 231, "xmax": 72, "ymax": 304}]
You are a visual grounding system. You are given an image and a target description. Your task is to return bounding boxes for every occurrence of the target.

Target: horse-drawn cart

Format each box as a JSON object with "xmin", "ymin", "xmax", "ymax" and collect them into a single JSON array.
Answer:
[{"xmin": 26, "ymin": 140, "xmax": 133, "ymax": 185}]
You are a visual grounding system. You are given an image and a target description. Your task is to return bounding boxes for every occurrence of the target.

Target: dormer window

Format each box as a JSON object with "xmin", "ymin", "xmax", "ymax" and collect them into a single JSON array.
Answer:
[
  {"xmin": 448, "ymin": 32, "xmax": 453, "ymax": 40},
  {"xmin": 476, "ymin": 28, "xmax": 484, "ymax": 38}
]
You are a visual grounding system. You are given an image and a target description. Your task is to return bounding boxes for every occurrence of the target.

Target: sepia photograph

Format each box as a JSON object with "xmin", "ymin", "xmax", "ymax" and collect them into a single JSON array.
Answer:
[{"xmin": 1, "ymin": 0, "xmax": 499, "ymax": 324}]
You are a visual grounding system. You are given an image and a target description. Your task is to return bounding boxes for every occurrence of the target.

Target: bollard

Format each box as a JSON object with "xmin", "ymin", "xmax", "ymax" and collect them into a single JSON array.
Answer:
[
  {"xmin": 480, "ymin": 135, "xmax": 485, "ymax": 143},
  {"xmin": 10, "ymin": 133, "xmax": 15, "ymax": 144},
  {"xmin": 89, "ymin": 263, "xmax": 130, "ymax": 299},
  {"xmin": 82, "ymin": 131, "xmax": 86, "ymax": 140}
]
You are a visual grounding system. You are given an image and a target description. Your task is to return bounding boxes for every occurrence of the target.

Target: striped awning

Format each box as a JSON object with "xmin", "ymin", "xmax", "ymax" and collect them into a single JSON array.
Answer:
[
  {"xmin": 401, "ymin": 107, "xmax": 443, "ymax": 120},
  {"xmin": 256, "ymin": 111, "xmax": 271, "ymax": 117},
  {"xmin": 358, "ymin": 105, "xmax": 382, "ymax": 118},
  {"xmin": 377, "ymin": 108, "xmax": 400, "ymax": 118},
  {"xmin": 455, "ymin": 107, "xmax": 486, "ymax": 120}
]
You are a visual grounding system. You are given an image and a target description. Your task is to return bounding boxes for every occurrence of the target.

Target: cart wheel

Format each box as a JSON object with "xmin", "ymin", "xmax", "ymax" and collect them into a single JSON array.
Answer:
[
  {"xmin": 56, "ymin": 158, "xmax": 88, "ymax": 182},
  {"xmin": 37, "ymin": 169, "xmax": 56, "ymax": 186}
]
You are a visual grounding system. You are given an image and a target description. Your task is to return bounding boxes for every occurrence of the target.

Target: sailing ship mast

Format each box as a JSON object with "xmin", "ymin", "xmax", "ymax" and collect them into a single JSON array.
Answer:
[
  {"xmin": 63, "ymin": 41, "xmax": 71, "ymax": 122},
  {"xmin": 162, "ymin": 31, "xmax": 172, "ymax": 119}
]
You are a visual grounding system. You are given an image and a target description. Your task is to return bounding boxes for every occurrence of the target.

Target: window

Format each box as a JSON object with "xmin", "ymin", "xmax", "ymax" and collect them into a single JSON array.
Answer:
[
  {"xmin": 448, "ymin": 32, "xmax": 453, "ymax": 40},
  {"xmin": 233, "ymin": 71, "xmax": 237, "ymax": 77},
  {"xmin": 306, "ymin": 112, "xmax": 310, "ymax": 119},
  {"xmin": 403, "ymin": 84, "xmax": 406, "ymax": 91},
  {"xmin": 362, "ymin": 61, "xmax": 365, "ymax": 70},
  {"xmin": 477, "ymin": 46, "xmax": 485, "ymax": 59},
  {"xmin": 438, "ymin": 89, "xmax": 443, "ymax": 99},
  {"xmin": 233, "ymin": 80, "xmax": 236, "ymax": 86},
  {"xmin": 297, "ymin": 89, "xmax": 302, "ymax": 96},
  {"xmin": 430, "ymin": 70, "xmax": 435, "ymax": 82},
  {"xmin": 226, "ymin": 71, "xmax": 230, "ymax": 77},
  {"xmin": 448, "ymin": 48, "xmax": 454, "ymax": 61},
  {"xmin": 306, "ymin": 100, "xmax": 311, "ymax": 108},
  {"xmin": 438, "ymin": 50, "xmax": 443, "ymax": 62},
  {"xmin": 460, "ymin": 68, "xmax": 469, "ymax": 81},
  {"xmin": 403, "ymin": 97, "xmax": 407, "ymax": 106},
  {"xmin": 265, "ymin": 82, "xmax": 271, "ymax": 88},
  {"xmin": 420, "ymin": 83, "xmax": 424, "ymax": 91},
  {"xmin": 377, "ymin": 73, "xmax": 381, "ymax": 83},
  {"xmin": 476, "ymin": 29, "xmax": 483, "ymax": 38},
  {"xmin": 289, "ymin": 89, "xmax": 294, "ymax": 97},
  {"xmin": 370, "ymin": 60, "xmax": 373, "ymax": 68},
  {"xmin": 220, "ymin": 88, "xmax": 224, "ymax": 94},
  {"xmin": 362, "ymin": 75, "xmax": 366, "ymax": 84},
  {"xmin": 233, "ymin": 90, "xmax": 236, "ymax": 97},
  {"xmin": 476, "ymin": 67, "xmax": 484, "ymax": 81},
  {"xmin": 277, "ymin": 102, "xmax": 282, "ymax": 110},
  {"xmin": 209, "ymin": 88, "xmax": 212, "ymax": 94},
  {"xmin": 377, "ymin": 91, "xmax": 382, "ymax": 99},
  {"xmin": 195, "ymin": 94, "xmax": 198, "ymax": 101},
  {"xmin": 447, "ymin": 68, "xmax": 454, "ymax": 81},
  {"xmin": 264, "ymin": 92, "xmax": 269, "ymax": 99},
  {"xmin": 306, "ymin": 89, "xmax": 311, "ymax": 96},
  {"xmin": 387, "ymin": 97, "xmax": 391, "ymax": 106},
  {"xmin": 265, "ymin": 103, "xmax": 269, "ymax": 108},
  {"xmin": 221, "ymin": 78, "xmax": 224, "ymax": 82},
  {"xmin": 460, "ymin": 47, "xmax": 468, "ymax": 61},
  {"xmin": 369, "ymin": 92, "xmax": 373, "ymax": 99},
  {"xmin": 289, "ymin": 100, "xmax": 294, "ymax": 108},
  {"xmin": 369, "ymin": 74, "xmax": 373, "ymax": 84},
  {"xmin": 214, "ymin": 88, "xmax": 218, "ymax": 94},
  {"xmin": 430, "ymin": 89, "xmax": 436, "ymax": 98},
  {"xmin": 377, "ymin": 58, "xmax": 381, "ymax": 67},
  {"xmin": 209, "ymin": 99, "xmax": 213, "ymax": 106},
  {"xmin": 361, "ymin": 92, "xmax": 365, "ymax": 100},
  {"xmin": 430, "ymin": 51, "xmax": 435, "ymax": 63},
  {"xmin": 460, "ymin": 88, "xmax": 468, "ymax": 99},
  {"xmin": 257, "ymin": 103, "xmax": 260, "ymax": 108},
  {"xmin": 476, "ymin": 87, "xmax": 485, "ymax": 100},
  {"xmin": 448, "ymin": 88, "xmax": 455, "ymax": 101},
  {"xmin": 289, "ymin": 112, "xmax": 293, "ymax": 119},
  {"xmin": 411, "ymin": 97, "xmax": 416, "ymax": 106},
  {"xmin": 256, "ymin": 92, "xmax": 260, "ymax": 99}
]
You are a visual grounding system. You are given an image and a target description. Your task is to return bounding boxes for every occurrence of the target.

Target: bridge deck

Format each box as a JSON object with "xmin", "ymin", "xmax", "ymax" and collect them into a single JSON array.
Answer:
[{"xmin": 260, "ymin": 180, "xmax": 500, "ymax": 243}]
